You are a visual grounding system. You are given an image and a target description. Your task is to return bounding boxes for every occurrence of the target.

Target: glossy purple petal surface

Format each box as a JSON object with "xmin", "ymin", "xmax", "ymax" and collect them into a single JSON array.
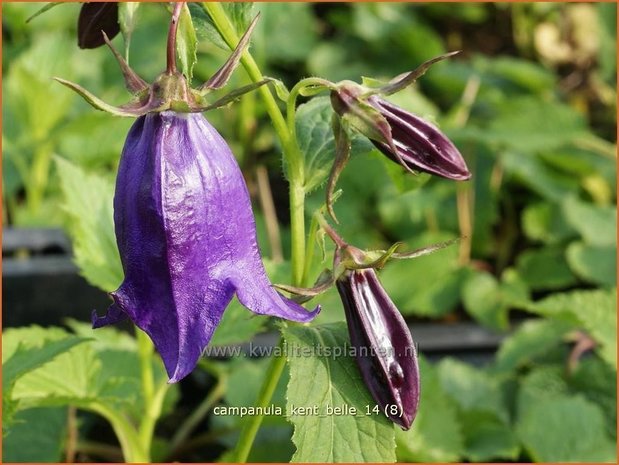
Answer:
[
  {"xmin": 93, "ymin": 111, "xmax": 319, "ymax": 382},
  {"xmin": 336, "ymin": 268, "xmax": 419, "ymax": 430},
  {"xmin": 369, "ymin": 97, "xmax": 471, "ymax": 180}
]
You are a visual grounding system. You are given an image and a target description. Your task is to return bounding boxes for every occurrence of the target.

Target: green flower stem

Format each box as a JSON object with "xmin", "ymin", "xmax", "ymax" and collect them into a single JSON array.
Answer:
[
  {"xmin": 233, "ymin": 338, "xmax": 288, "ymax": 463},
  {"xmin": 135, "ymin": 330, "xmax": 169, "ymax": 455},
  {"xmin": 90, "ymin": 402, "xmax": 148, "ymax": 463}
]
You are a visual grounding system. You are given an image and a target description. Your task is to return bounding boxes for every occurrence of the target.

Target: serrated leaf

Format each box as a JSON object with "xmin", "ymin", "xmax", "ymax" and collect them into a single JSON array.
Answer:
[
  {"xmin": 517, "ymin": 394, "xmax": 615, "ymax": 462},
  {"xmin": 285, "ymin": 323, "xmax": 396, "ymax": 462},
  {"xmin": 177, "ymin": 3, "xmax": 198, "ymax": 83},
  {"xmin": 524, "ymin": 288, "xmax": 617, "ymax": 368},
  {"xmin": 566, "ymin": 241, "xmax": 617, "ymax": 286},
  {"xmin": 494, "ymin": 319, "xmax": 573, "ymax": 373},
  {"xmin": 395, "ymin": 357, "xmax": 464, "ymax": 462},
  {"xmin": 55, "ymin": 157, "xmax": 123, "ymax": 292}
]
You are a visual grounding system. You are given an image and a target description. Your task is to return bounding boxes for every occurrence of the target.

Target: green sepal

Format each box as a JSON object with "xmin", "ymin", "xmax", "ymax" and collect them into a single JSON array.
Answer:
[
  {"xmin": 53, "ymin": 77, "xmax": 143, "ymax": 117},
  {"xmin": 326, "ymin": 115, "xmax": 352, "ymax": 223}
]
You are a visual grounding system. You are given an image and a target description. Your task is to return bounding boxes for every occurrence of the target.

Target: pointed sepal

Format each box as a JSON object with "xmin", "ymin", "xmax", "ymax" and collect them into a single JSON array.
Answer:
[
  {"xmin": 326, "ymin": 115, "xmax": 352, "ymax": 223},
  {"xmin": 53, "ymin": 77, "xmax": 144, "ymax": 117},
  {"xmin": 102, "ymin": 31, "xmax": 148, "ymax": 95},
  {"xmin": 199, "ymin": 14, "xmax": 259, "ymax": 91}
]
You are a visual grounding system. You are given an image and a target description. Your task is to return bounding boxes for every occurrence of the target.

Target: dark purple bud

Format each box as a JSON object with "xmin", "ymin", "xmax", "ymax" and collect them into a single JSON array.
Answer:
[
  {"xmin": 367, "ymin": 96, "xmax": 471, "ymax": 181},
  {"xmin": 336, "ymin": 268, "xmax": 419, "ymax": 430},
  {"xmin": 78, "ymin": 3, "xmax": 120, "ymax": 49},
  {"xmin": 92, "ymin": 112, "xmax": 320, "ymax": 382}
]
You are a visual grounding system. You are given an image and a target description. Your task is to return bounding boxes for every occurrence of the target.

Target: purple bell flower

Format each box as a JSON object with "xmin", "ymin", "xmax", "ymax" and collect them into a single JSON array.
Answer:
[
  {"xmin": 336, "ymin": 266, "xmax": 419, "ymax": 430},
  {"xmin": 92, "ymin": 111, "xmax": 320, "ymax": 382}
]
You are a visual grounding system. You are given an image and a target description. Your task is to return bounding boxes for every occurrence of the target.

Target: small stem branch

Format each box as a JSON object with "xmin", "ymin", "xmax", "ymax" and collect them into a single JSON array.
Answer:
[
  {"xmin": 166, "ymin": 2, "xmax": 183, "ymax": 74},
  {"xmin": 65, "ymin": 406, "xmax": 78, "ymax": 463}
]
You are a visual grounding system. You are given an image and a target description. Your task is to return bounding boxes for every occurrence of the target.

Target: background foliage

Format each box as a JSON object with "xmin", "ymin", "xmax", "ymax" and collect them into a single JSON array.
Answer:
[{"xmin": 3, "ymin": 2, "xmax": 617, "ymax": 463}]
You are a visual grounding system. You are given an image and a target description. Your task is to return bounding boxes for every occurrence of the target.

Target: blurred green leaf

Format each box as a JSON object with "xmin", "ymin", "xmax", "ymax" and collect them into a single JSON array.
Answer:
[
  {"xmin": 493, "ymin": 319, "xmax": 573, "ymax": 373},
  {"xmin": 517, "ymin": 393, "xmax": 615, "ymax": 462},
  {"xmin": 562, "ymin": 196, "xmax": 617, "ymax": 247},
  {"xmin": 381, "ymin": 231, "xmax": 464, "ymax": 317},
  {"xmin": 437, "ymin": 358, "xmax": 508, "ymax": 422},
  {"xmin": 566, "ymin": 242, "xmax": 617, "ymax": 286},
  {"xmin": 487, "ymin": 97, "xmax": 588, "ymax": 153},
  {"xmin": 462, "ymin": 270, "xmax": 528, "ymax": 330},
  {"xmin": 522, "ymin": 201, "xmax": 576, "ymax": 244},
  {"xmin": 524, "ymin": 288, "xmax": 617, "ymax": 368},
  {"xmin": 255, "ymin": 3, "xmax": 317, "ymax": 63},
  {"xmin": 177, "ymin": 3, "xmax": 198, "ymax": 83},
  {"xmin": 516, "ymin": 247, "xmax": 578, "ymax": 290},
  {"xmin": 56, "ymin": 157, "xmax": 123, "ymax": 292},
  {"xmin": 396, "ymin": 357, "xmax": 464, "ymax": 462},
  {"xmin": 461, "ymin": 411, "xmax": 520, "ymax": 462},
  {"xmin": 285, "ymin": 323, "xmax": 396, "ymax": 462}
]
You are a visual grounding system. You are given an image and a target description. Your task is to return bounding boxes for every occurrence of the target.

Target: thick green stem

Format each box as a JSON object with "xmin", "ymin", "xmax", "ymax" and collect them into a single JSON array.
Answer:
[
  {"xmin": 89, "ymin": 402, "xmax": 148, "ymax": 463},
  {"xmin": 135, "ymin": 330, "xmax": 168, "ymax": 457},
  {"xmin": 233, "ymin": 339, "xmax": 288, "ymax": 463}
]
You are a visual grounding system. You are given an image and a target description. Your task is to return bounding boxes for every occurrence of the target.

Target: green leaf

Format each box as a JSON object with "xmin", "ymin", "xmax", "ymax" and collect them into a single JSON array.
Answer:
[
  {"xmin": 562, "ymin": 196, "xmax": 617, "ymax": 246},
  {"xmin": 566, "ymin": 241, "xmax": 617, "ymax": 286},
  {"xmin": 569, "ymin": 357, "xmax": 617, "ymax": 439},
  {"xmin": 437, "ymin": 358, "xmax": 508, "ymax": 421},
  {"xmin": 294, "ymin": 96, "xmax": 335, "ymax": 193},
  {"xmin": 380, "ymin": 231, "xmax": 464, "ymax": 317},
  {"xmin": 522, "ymin": 201, "xmax": 576, "ymax": 245},
  {"xmin": 517, "ymin": 394, "xmax": 615, "ymax": 462},
  {"xmin": 285, "ymin": 323, "xmax": 396, "ymax": 462},
  {"xmin": 395, "ymin": 357, "xmax": 464, "ymax": 462},
  {"xmin": 55, "ymin": 157, "xmax": 123, "ymax": 292},
  {"xmin": 255, "ymin": 3, "xmax": 317, "ymax": 63},
  {"xmin": 515, "ymin": 246, "xmax": 578, "ymax": 290},
  {"xmin": 3, "ymin": 407, "xmax": 67, "ymax": 462},
  {"xmin": 494, "ymin": 319, "xmax": 573, "ymax": 373},
  {"xmin": 3, "ymin": 334, "xmax": 88, "ymax": 431},
  {"xmin": 177, "ymin": 3, "xmax": 198, "ymax": 83},
  {"xmin": 487, "ymin": 97, "xmax": 588, "ymax": 153},
  {"xmin": 462, "ymin": 271, "xmax": 517, "ymax": 330},
  {"xmin": 461, "ymin": 411, "xmax": 520, "ymax": 462},
  {"xmin": 524, "ymin": 288, "xmax": 617, "ymax": 368}
]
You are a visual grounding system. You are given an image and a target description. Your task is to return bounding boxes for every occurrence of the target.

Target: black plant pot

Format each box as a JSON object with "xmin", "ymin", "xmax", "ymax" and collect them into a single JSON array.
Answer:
[{"xmin": 3, "ymin": 227, "xmax": 110, "ymax": 327}]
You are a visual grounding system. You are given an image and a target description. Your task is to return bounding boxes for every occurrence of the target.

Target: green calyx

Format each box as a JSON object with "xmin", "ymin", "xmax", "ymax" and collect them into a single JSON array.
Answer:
[{"xmin": 54, "ymin": 13, "xmax": 268, "ymax": 117}]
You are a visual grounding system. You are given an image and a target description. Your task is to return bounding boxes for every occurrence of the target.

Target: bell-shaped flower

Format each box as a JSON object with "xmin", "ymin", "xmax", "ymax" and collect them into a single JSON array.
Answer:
[
  {"xmin": 57, "ymin": 12, "xmax": 319, "ymax": 383},
  {"xmin": 92, "ymin": 112, "xmax": 320, "ymax": 382}
]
